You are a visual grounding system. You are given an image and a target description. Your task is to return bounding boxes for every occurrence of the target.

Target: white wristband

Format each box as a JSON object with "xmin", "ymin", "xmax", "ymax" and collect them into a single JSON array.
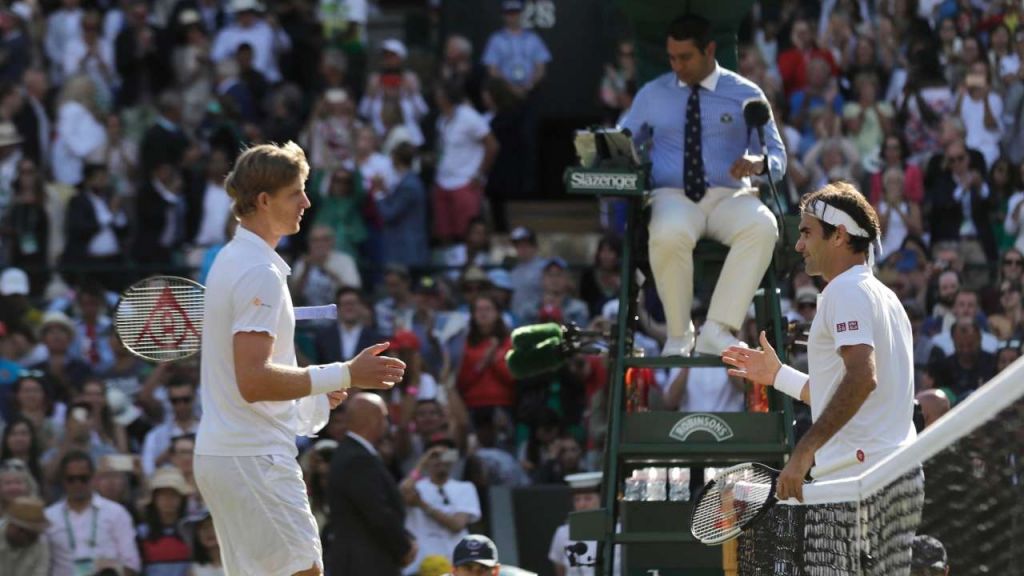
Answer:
[
  {"xmin": 773, "ymin": 365, "xmax": 807, "ymax": 400},
  {"xmin": 308, "ymin": 362, "xmax": 350, "ymax": 395}
]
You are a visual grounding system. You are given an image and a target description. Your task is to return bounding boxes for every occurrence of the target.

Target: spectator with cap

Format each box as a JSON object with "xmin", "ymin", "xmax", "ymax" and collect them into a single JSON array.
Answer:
[
  {"xmin": 445, "ymin": 534, "xmax": 501, "ymax": 576},
  {"xmin": 360, "ymin": 39, "xmax": 428, "ymax": 147},
  {"xmin": 996, "ymin": 340, "xmax": 1021, "ymax": 373},
  {"xmin": 482, "ymin": 0, "xmax": 551, "ymax": 98},
  {"xmin": 210, "ymin": 0, "xmax": 290, "ymax": 84},
  {"xmin": 0, "ymin": 267, "xmax": 41, "ymax": 329},
  {"xmin": 376, "ymin": 141, "xmax": 430, "ymax": 269},
  {"xmin": 92, "ymin": 454, "xmax": 137, "ymax": 520},
  {"xmin": 520, "ymin": 258, "xmax": 589, "ymax": 327},
  {"xmin": 547, "ymin": 471, "xmax": 620, "ymax": 576},
  {"xmin": 376, "ymin": 264, "xmax": 417, "ymax": 336},
  {"xmin": 44, "ymin": 451, "xmax": 140, "ymax": 576},
  {"xmin": 316, "ymin": 286, "xmax": 382, "ymax": 363},
  {"xmin": 400, "ymin": 437, "xmax": 481, "ymax": 575},
  {"xmin": 0, "ymin": 495, "xmax": 50, "ymax": 576},
  {"xmin": 432, "ymin": 79, "xmax": 499, "ymax": 245},
  {"xmin": 508, "ymin": 225, "xmax": 546, "ymax": 322},
  {"xmin": 136, "ymin": 466, "xmax": 193, "ymax": 576},
  {"xmin": 409, "ymin": 276, "xmax": 460, "ymax": 380},
  {"xmin": 487, "ymin": 268, "xmax": 517, "ymax": 326},
  {"xmin": 911, "ymin": 534, "xmax": 949, "ymax": 576}
]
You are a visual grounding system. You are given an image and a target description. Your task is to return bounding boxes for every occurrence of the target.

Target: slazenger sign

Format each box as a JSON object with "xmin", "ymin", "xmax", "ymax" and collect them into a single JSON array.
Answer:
[
  {"xmin": 668, "ymin": 414, "xmax": 734, "ymax": 442},
  {"xmin": 569, "ymin": 172, "xmax": 639, "ymax": 191}
]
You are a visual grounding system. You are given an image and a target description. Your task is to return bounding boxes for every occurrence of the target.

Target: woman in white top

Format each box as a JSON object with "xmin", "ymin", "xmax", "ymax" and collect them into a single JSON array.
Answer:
[
  {"xmin": 51, "ymin": 74, "xmax": 107, "ymax": 186},
  {"xmin": 876, "ymin": 166, "xmax": 923, "ymax": 258}
]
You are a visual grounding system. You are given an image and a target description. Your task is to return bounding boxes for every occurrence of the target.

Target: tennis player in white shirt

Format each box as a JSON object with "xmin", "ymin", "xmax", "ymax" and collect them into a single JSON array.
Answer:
[
  {"xmin": 193, "ymin": 141, "xmax": 406, "ymax": 576},
  {"xmin": 722, "ymin": 182, "xmax": 922, "ymax": 573}
]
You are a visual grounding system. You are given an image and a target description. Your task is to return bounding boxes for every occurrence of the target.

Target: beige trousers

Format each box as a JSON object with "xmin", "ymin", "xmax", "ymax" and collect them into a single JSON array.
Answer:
[{"xmin": 648, "ymin": 186, "xmax": 778, "ymax": 337}]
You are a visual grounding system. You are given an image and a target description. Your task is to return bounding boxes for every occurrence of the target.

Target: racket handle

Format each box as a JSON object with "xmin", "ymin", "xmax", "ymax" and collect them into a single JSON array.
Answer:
[
  {"xmin": 295, "ymin": 304, "xmax": 337, "ymax": 321},
  {"xmin": 810, "ymin": 449, "xmax": 866, "ymax": 479}
]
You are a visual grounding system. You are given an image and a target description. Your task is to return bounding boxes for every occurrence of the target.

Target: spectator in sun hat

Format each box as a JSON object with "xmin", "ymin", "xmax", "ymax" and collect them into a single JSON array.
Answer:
[
  {"xmin": 548, "ymin": 471, "xmax": 621, "ymax": 576},
  {"xmin": 136, "ymin": 466, "xmax": 193, "ymax": 576},
  {"xmin": 911, "ymin": 534, "xmax": 949, "ymax": 576},
  {"xmin": 360, "ymin": 39, "xmax": 428, "ymax": 146},
  {"xmin": 29, "ymin": 310, "xmax": 93, "ymax": 395},
  {"xmin": 0, "ymin": 121, "xmax": 23, "ymax": 204},
  {"xmin": 0, "ymin": 268, "xmax": 40, "ymax": 330},
  {"xmin": 210, "ymin": 0, "xmax": 290, "ymax": 83},
  {"xmin": 0, "ymin": 495, "xmax": 50, "ymax": 575}
]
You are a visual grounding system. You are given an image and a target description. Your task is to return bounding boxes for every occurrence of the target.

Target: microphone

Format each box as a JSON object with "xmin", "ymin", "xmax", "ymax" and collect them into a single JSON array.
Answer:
[
  {"xmin": 506, "ymin": 337, "xmax": 566, "ymax": 379},
  {"xmin": 511, "ymin": 323, "xmax": 564, "ymax": 351},
  {"xmin": 743, "ymin": 98, "xmax": 771, "ymax": 155}
]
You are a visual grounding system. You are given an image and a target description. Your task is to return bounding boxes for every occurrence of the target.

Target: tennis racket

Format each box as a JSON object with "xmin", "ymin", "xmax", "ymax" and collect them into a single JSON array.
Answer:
[
  {"xmin": 114, "ymin": 275, "xmax": 336, "ymax": 363},
  {"xmin": 690, "ymin": 449, "xmax": 866, "ymax": 545}
]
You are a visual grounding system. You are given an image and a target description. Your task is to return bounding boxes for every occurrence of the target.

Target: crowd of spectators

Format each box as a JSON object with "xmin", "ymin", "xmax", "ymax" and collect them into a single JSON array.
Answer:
[{"xmin": 0, "ymin": 0, "xmax": 1023, "ymax": 574}]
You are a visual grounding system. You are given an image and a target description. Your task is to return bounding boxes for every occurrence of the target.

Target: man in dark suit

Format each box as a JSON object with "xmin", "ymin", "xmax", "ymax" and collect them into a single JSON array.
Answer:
[
  {"xmin": 328, "ymin": 393, "xmax": 416, "ymax": 576},
  {"xmin": 132, "ymin": 161, "xmax": 187, "ymax": 268},
  {"xmin": 315, "ymin": 287, "xmax": 382, "ymax": 363},
  {"xmin": 61, "ymin": 164, "xmax": 129, "ymax": 289}
]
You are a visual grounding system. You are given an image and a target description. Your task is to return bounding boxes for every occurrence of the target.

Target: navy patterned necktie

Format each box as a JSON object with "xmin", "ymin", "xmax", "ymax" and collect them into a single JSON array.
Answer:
[{"xmin": 684, "ymin": 85, "xmax": 706, "ymax": 201}]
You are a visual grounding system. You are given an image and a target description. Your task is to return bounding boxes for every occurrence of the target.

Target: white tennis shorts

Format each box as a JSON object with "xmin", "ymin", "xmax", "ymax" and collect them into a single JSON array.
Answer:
[{"xmin": 194, "ymin": 453, "xmax": 323, "ymax": 575}]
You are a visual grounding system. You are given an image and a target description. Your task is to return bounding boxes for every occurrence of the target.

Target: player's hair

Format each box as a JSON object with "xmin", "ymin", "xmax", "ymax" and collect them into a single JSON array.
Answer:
[
  {"xmin": 225, "ymin": 141, "xmax": 309, "ymax": 218},
  {"xmin": 800, "ymin": 181, "xmax": 880, "ymax": 255},
  {"xmin": 667, "ymin": 14, "xmax": 714, "ymax": 52}
]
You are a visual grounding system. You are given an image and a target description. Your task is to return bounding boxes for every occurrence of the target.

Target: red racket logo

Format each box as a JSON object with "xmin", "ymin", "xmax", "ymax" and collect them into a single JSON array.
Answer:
[{"xmin": 133, "ymin": 286, "xmax": 201, "ymax": 351}]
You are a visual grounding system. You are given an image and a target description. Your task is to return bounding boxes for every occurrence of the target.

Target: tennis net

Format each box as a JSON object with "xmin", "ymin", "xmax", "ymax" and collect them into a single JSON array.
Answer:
[{"xmin": 737, "ymin": 358, "xmax": 1024, "ymax": 575}]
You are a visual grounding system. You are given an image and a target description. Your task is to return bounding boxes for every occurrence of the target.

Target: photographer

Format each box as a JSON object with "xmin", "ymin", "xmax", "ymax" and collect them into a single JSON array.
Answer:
[{"xmin": 400, "ymin": 438, "xmax": 481, "ymax": 575}]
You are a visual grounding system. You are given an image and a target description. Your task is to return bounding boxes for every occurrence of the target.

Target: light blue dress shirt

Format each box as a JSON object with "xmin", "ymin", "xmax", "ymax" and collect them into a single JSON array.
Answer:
[
  {"xmin": 621, "ymin": 64, "xmax": 787, "ymax": 190},
  {"xmin": 481, "ymin": 29, "xmax": 552, "ymax": 88}
]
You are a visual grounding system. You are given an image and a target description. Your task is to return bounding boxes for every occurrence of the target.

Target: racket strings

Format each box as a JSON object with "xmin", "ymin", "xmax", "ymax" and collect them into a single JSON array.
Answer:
[
  {"xmin": 115, "ymin": 280, "xmax": 205, "ymax": 362},
  {"xmin": 691, "ymin": 466, "xmax": 775, "ymax": 544}
]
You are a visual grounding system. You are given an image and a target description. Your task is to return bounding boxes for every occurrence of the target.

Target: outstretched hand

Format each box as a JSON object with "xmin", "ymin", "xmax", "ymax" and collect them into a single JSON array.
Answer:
[
  {"xmin": 721, "ymin": 331, "xmax": 781, "ymax": 387},
  {"xmin": 348, "ymin": 343, "xmax": 406, "ymax": 389}
]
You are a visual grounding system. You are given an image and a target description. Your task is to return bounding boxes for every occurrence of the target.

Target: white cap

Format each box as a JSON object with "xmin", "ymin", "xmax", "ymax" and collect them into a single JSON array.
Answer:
[
  {"xmin": 0, "ymin": 267, "xmax": 29, "ymax": 296},
  {"xmin": 381, "ymin": 38, "xmax": 407, "ymax": 59},
  {"xmin": 565, "ymin": 471, "xmax": 603, "ymax": 491}
]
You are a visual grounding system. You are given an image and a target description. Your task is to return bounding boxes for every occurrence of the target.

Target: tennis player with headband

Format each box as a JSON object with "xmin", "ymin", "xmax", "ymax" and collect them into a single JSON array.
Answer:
[
  {"xmin": 193, "ymin": 142, "xmax": 406, "ymax": 576},
  {"xmin": 722, "ymin": 181, "xmax": 923, "ymax": 574}
]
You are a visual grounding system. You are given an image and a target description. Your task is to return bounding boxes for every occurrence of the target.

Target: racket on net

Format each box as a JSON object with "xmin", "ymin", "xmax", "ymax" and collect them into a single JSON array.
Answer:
[
  {"xmin": 114, "ymin": 275, "xmax": 337, "ymax": 363},
  {"xmin": 690, "ymin": 449, "xmax": 865, "ymax": 545}
]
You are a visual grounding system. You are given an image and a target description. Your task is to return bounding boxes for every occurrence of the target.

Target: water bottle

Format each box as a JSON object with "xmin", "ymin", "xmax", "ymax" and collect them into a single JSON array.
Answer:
[
  {"xmin": 623, "ymin": 470, "xmax": 644, "ymax": 501},
  {"xmin": 668, "ymin": 467, "xmax": 691, "ymax": 502},
  {"xmin": 643, "ymin": 467, "xmax": 667, "ymax": 501}
]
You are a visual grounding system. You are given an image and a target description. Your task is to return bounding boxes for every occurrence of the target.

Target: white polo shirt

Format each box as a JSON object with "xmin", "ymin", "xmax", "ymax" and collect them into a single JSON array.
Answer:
[
  {"xmin": 435, "ymin": 103, "xmax": 491, "ymax": 190},
  {"xmin": 195, "ymin": 226, "xmax": 328, "ymax": 458},
  {"xmin": 807, "ymin": 264, "xmax": 916, "ymax": 479}
]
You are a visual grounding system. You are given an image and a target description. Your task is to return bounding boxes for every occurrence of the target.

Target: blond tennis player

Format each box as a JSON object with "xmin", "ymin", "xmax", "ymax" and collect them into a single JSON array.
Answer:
[{"xmin": 194, "ymin": 142, "xmax": 405, "ymax": 576}]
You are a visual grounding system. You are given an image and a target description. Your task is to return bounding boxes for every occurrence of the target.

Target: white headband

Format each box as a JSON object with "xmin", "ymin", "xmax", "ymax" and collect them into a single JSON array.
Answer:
[{"xmin": 804, "ymin": 198, "xmax": 884, "ymax": 263}]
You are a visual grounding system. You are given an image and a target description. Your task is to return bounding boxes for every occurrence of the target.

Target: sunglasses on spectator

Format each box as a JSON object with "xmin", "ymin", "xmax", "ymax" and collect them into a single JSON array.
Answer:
[
  {"xmin": 64, "ymin": 474, "xmax": 92, "ymax": 484},
  {"xmin": 170, "ymin": 396, "xmax": 193, "ymax": 405},
  {"xmin": 1003, "ymin": 258, "xmax": 1023, "ymax": 267}
]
